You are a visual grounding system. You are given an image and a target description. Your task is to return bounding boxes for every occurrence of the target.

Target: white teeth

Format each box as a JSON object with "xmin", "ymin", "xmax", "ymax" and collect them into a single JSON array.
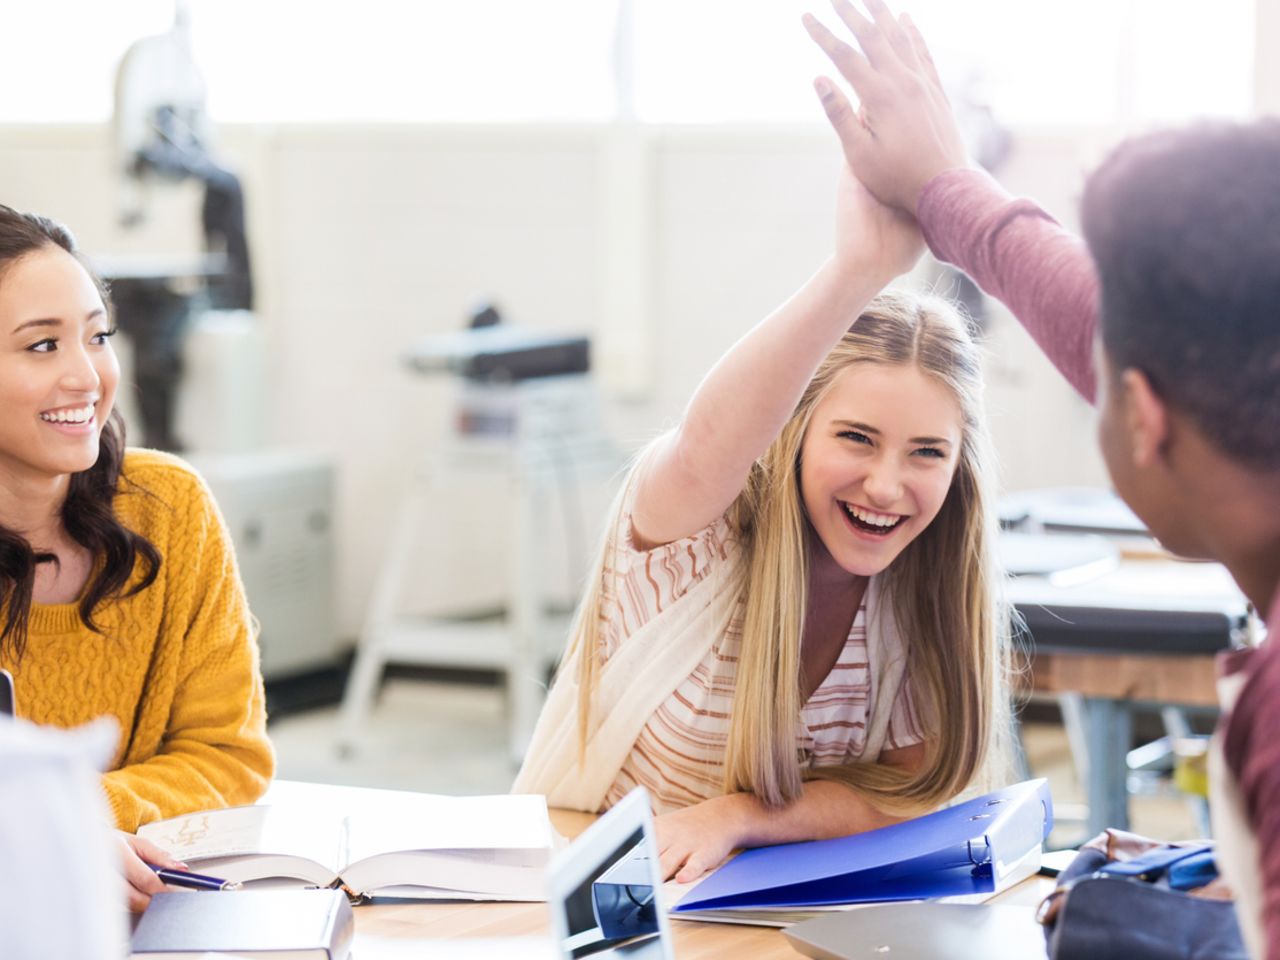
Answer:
[
  {"xmin": 41, "ymin": 405, "xmax": 94, "ymax": 424},
  {"xmin": 846, "ymin": 504, "xmax": 901, "ymax": 528}
]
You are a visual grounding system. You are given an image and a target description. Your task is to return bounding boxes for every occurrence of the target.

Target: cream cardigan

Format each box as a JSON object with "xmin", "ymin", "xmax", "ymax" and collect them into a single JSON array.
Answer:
[{"xmin": 512, "ymin": 539, "xmax": 908, "ymax": 812}]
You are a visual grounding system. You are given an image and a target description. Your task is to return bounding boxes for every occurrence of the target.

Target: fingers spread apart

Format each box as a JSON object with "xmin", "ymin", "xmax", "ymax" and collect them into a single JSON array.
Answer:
[
  {"xmin": 803, "ymin": 12, "xmax": 878, "ymax": 96},
  {"xmin": 814, "ymin": 76, "xmax": 872, "ymax": 148},
  {"xmin": 901, "ymin": 13, "xmax": 948, "ymax": 99},
  {"xmin": 830, "ymin": 0, "xmax": 901, "ymax": 72}
]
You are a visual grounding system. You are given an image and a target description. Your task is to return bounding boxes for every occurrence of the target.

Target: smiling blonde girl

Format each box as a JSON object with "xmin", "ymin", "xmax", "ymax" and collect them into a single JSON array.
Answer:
[{"xmin": 515, "ymin": 169, "xmax": 1010, "ymax": 882}]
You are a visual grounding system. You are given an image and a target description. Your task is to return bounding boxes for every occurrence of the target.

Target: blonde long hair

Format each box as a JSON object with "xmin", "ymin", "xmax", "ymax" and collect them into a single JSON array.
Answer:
[{"xmin": 568, "ymin": 289, "xmax": 1011, "ymax": 814}]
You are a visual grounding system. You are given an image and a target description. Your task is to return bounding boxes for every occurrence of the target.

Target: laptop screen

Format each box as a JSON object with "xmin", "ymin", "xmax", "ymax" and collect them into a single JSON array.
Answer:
[{"xmin": 548, "ymin": 788, "xmax": 671, "ymax": 960}]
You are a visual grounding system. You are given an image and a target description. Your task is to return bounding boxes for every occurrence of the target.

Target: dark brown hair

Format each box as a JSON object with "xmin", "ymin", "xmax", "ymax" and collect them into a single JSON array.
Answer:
[
  {"xmin": 0, "ymin": 205, "xmax": 161, "ymax": 660},
  {"xmin": 1082, "ymin": 120, "xmax": 1280, "ymax": 469}
]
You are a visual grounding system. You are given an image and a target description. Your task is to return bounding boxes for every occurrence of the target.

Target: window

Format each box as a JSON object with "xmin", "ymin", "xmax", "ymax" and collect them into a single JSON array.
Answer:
[
  {"xmin": 629, "ymin": 0, "xmax": 1256, "ymax": 126},
  {"xmin": 0, "ymin": 2, "xmax": 174, "ymax": 122},
  {"xmin": 191, "ymin": 0, "xmax": 618, "ymax": 123},
  {"xmin": 0, "ymin": 0, "xmax": 1256, "ymax": 126},
  {"xmin": 0, "ymin": 0, "xmax": 617, "ymax": 124}
]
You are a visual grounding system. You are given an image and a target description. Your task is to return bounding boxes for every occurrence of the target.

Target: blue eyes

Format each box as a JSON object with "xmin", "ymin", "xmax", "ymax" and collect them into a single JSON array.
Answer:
[
  {"xmin": 836, "ymin": 430, "xmax": 946, "ymax": 459},
  {"xmin": 838, "ymin": 430, "xmax": 873, "ymax": 445}
]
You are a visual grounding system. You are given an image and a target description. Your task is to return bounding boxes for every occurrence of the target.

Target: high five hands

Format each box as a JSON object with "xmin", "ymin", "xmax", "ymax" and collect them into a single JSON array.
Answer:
[{"xmin": 804, "ymin": 0, "xmax": 970, "ymax": 216}]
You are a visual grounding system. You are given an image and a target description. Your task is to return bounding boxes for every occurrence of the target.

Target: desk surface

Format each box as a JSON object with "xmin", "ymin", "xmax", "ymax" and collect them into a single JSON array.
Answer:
[
  {"xmin": 1010, "ymin": 554, "xmax": 1247, "ymax": 707},
  {"xmin": 353, "ymin": 808, "xmax": 1056, "ymax": 959},
  {"xmin": 1009, "ymin": 554, "xmax": 1248, "ymax": 654}
]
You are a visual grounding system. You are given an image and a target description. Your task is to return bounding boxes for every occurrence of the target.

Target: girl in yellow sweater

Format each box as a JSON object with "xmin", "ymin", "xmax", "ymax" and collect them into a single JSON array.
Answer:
[{"xmin": 0, "ymin": 204, "xmax": 275, "ymax": 907}]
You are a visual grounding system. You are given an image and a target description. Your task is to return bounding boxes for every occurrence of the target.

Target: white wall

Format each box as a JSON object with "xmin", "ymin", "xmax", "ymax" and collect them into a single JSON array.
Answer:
[{"xmin": 0, "ymin": 122, "xmax": 1111, "ymax": 639}]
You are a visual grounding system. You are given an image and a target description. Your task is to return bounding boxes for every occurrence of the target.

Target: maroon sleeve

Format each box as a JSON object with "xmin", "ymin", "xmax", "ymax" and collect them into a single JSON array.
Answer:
[
  {"xmin": 1223, "ymin": 611, "xmax": 1280, "ymax": 960},
  {"xmin": 917, "ymin": 168, "xmax": 1101, "ymax": 404}
]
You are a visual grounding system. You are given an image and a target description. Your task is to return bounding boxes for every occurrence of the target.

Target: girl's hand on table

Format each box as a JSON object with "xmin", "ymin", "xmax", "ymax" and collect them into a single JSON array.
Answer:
[{"xmin": 655, "ymin": 794, "xmax": 747, "ymax": 883}]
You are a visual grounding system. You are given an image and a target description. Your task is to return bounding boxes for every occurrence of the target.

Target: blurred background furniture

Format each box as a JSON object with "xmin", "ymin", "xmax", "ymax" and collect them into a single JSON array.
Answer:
[
  {"xmin": 1002, "ymin": 489, "xmax": 1252, "ymax": 839},
  {"xmin": 338, "ymin": 319, "xmax": 618, "ymax": 763}
]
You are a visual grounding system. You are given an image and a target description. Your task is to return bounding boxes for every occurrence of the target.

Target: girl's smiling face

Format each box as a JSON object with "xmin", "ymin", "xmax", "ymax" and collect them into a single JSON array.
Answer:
[
  {"xmin": 799, "ymin": 361, "xmax": 962, "ymax": 579},
  {"xmin": 0, "ymin": 245, "xmax": 118, "ymax": 485}
]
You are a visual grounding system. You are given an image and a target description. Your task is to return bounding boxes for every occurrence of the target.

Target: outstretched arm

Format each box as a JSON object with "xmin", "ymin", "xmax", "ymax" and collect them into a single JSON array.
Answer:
[
  {"xmin": 804, "ymin": 0, "xmax": 1100, "ymax": 403},
  {"xmin": 657, "ymin": 741, "xmax": 926, "ymax": 882},
  {"xmin": 632, "ymin": 168, "xmax": 923, "ymax": 547}
]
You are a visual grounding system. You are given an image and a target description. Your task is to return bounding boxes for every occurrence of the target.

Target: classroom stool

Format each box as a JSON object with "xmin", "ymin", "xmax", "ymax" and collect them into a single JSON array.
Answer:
[{"xmin": 337, "ymin": 377, "xmax": 618, "ymax": 764}]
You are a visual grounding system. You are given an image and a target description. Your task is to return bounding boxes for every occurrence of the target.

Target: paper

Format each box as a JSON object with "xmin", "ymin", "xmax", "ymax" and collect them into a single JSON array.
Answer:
[{"xmin": 139, "ymin": 803, "xmax": 340, "ymax": 870}]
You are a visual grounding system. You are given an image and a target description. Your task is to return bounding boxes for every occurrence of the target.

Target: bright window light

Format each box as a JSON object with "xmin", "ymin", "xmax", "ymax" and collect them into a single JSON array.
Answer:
[
  {"xmin": 631, "ymin": 0, "xmax": 1255, "ymax": 125},
  {"xmin": 191, "ymin": 0, "xmax": 618, "ymax": 123},
  {"xmin": 628, "ymin": 0, "xmax": 836, "ymax": 123},
  {"xmin": 0, "ymin": 2, "xmax": 174, "ymax": 122},
  {"xmin": 0, "ymin": 0, "xmax": 1255, "ymax": 126}
]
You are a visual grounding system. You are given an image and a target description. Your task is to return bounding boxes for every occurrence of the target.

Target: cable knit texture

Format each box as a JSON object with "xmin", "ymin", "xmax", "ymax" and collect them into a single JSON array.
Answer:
[{"xmin": 0, "ymin": 449, "xmax": 274, "ymax": 831}]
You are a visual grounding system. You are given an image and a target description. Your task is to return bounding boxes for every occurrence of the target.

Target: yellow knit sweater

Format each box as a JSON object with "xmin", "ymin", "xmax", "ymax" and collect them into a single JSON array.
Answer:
[{"xmin": 0, "ymin": 449, "xmax": 275, "ymax": 832}]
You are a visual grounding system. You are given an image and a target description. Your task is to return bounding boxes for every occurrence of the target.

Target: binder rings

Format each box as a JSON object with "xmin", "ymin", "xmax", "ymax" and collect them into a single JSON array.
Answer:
[{"xmin": 672, "ymin": 779, "xmax": 1053, "ymax": 919}]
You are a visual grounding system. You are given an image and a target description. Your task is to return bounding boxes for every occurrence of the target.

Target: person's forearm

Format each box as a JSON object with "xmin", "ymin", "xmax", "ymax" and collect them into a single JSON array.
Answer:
[
  {"xmin": 719, "ymin": 780, "xmax": 903, "ymax": 849},
  {"xmin": 104, "ymin": 735, "xmax": 274, "ymax": 832},
  {"xmin": 676, "ymin": 258, "xmax": 892, "ymax": 493},
  {"xmin": 918, "ymin": 168, "xmax": 1100, "ymax": 404},
  {"xmin": 105, "ymin": 618, "xmax": 274, "ymax": 831}
]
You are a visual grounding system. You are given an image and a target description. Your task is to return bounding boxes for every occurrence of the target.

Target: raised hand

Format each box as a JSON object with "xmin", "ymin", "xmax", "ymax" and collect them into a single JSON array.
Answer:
[
  {"xmin": 804, "ymin": 0, "xmax": 969, "ymax": 215},
  {"xmin": 833, "ymin": 163, "xmax": 923, "ymax": 283}
]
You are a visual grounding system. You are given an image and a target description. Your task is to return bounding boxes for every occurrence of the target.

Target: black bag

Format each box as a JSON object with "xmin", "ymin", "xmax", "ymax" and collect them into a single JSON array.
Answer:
[{"xmin": 1039, "ymin": 831, "xmax": 1247, "ymax": 960}]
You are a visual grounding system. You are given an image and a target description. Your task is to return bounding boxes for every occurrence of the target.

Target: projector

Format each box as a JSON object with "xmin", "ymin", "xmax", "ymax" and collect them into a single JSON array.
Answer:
[{"xmin": 405, "ymin": 326, "xmax": 590, "ymax": 382}]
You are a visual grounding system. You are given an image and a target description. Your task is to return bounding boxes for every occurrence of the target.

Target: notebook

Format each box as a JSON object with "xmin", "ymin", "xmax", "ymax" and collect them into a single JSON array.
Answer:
[
  {"xmin": 135, "ymin": 780, "xmax": 555, "ymax": 902},
  {"xmin": 130, "ymin": 888, "xmax": 353, "ymax": 959},
  {"xmin": 671, "ymin": 779, "xmax": 1053, "ymax": 926}
]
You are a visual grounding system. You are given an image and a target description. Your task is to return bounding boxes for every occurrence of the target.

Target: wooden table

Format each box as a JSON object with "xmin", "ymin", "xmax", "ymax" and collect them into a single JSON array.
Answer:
[{"xmin": 353, "ymin": 809, "xmax": 1056, "ymax": 959}]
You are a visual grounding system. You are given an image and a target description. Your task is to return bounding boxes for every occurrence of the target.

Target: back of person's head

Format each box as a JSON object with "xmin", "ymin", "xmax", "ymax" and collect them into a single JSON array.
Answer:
[
  {"xmin": 728, "ymin": 289, "xmax": 1008, "ymax": 810},
  {"xmin": 1081, "ymin": 120, "xmax": 1280, "ymax": 470}
]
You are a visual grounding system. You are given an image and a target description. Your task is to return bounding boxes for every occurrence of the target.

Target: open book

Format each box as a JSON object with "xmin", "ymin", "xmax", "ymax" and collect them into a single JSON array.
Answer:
[{"xmin": 135, "ymin": 780, "xmax": 557, "ymax": 902}]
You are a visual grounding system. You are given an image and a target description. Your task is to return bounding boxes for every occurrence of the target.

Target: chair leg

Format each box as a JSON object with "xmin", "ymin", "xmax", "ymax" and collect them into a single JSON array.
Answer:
[
  {"xmin": 1083, "ymin": 697, "xmax": 1132, "ymax": 835},
  {"xmin": 336, "ymin": 640, "xmax": 387, "ymax": 757},
  {"xmin": 1058, "ymin": 692, "xmax": 1091, "ymax": 787},
  {"xmin": 336, "ymin": 479, "xmax": 431, "ymax": 756},
  {"xmin": 1161, "ymin": 707, "xmax": 1213, "ymax": 837}
]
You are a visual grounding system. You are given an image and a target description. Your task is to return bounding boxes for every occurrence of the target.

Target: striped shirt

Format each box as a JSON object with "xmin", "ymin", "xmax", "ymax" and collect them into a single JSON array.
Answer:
[{"xmin": 599, "ymin": 512, "xmax": 925, "ymax": 815}]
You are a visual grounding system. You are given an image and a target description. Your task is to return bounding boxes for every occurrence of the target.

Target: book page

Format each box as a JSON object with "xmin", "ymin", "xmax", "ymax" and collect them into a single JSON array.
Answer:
[
  {"xmin": 137, "ymin": 781, "xmax": 555, "ymax": 891},
  {"xmin": 259, "ymin": 782, "xmax": 553, "ymax": 866},
  {"xmin": 137, "ymin": 804, "xmax": 341, "ymax": 872},
  {"xmin": 346, "ymin": 793, "xmax": 553, "ymax": 865}
]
